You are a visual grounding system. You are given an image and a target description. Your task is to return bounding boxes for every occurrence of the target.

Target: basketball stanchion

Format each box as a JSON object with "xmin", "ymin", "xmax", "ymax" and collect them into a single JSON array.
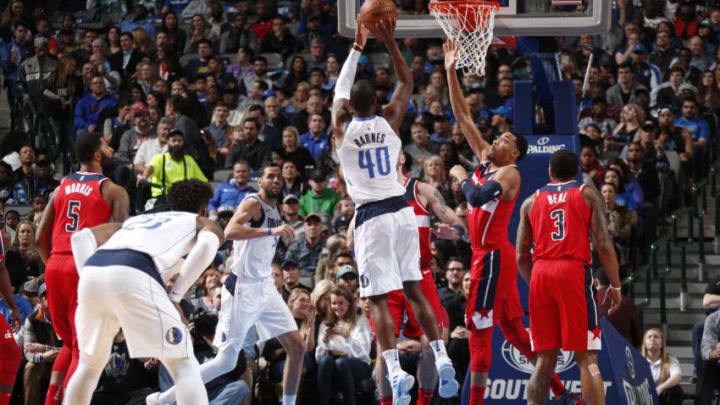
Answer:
[{"xmin": 429, "ymin": 1, "xmax": 500, "ymax": 76}]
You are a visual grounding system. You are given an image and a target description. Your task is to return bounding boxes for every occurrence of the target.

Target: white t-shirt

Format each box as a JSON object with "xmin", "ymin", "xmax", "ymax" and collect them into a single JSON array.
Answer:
[
  {"xmin": 315, "ymin": 317, "xmax": 372, "ymax": 364},
  {"xmin": 134, "ymin": 138, "xmax": 167, "ymax": 167},
  {"xmin": 646, "ymin": 355, "xmax": 681, "ymax": 385}
]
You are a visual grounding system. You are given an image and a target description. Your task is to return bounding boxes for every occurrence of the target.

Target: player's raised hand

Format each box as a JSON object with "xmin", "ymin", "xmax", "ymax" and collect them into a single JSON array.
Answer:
[
  {"xmin": 444, "ymin": 38, "xmax": 459, "ymax": 71},
  {"xmin": 355, "ymin": 21, "xmax": 370, "ymax": 49},
  {"xmin": 432, "ymin": 223, "xmax": 460, "ymax": 240},
  {"xmin": 374, "ymin": 19, "xmax": 396, "ymax": 44},
  {"xmin": 271, "ymin": 224, "xmax": 296, "ymax": 242}
]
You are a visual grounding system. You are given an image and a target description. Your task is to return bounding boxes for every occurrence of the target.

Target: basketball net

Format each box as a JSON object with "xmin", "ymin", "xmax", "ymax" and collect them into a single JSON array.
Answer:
[{"xmin": 429, "ymin": 1, "xmax": 500, "ymax": 76}]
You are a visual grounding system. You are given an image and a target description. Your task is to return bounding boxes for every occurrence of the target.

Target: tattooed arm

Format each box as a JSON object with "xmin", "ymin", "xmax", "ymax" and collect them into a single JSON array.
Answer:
[
  {"xmin": 417, "ymin": 181, "xmax": 467, "ymax": 240},
  {"xmin": 516, "ymin": 194, "xmax": 535, "ymax": 285}
]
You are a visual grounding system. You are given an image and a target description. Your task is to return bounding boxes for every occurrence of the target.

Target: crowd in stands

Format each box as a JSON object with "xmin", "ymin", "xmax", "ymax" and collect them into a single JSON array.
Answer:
[{"xmin": 0, "ymin": 0, "xmax": 718, "ymax": 403}]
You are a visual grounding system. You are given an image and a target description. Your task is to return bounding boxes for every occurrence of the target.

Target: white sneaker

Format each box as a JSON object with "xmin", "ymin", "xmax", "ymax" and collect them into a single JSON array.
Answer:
[
  {"xmin": 388, "ymin": 370, "xmax": 415, "ymax": 405},
  {"xmin": 145, "ymin": 392, "xmax": 163, "ymax": 405},
  {"xmin": 436, "ymin": 356, "xmax": 458, "ymax": 398}
]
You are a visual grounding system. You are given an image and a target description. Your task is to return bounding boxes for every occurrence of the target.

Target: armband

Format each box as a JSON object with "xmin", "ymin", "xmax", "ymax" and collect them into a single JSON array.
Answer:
[{"xmin": 451, "ymin": 224, "xmax": 465, "ymax": 237}]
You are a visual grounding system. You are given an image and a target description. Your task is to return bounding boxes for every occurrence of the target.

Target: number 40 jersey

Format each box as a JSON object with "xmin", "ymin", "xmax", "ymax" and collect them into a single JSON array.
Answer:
[
  {"xmin": 337, "ymin": 115, "xmax": 406, "ymax": 207},
  {"xmin": 529, "ymin": 180, "xmax": 592, "ymax": 265},
  {"xmin": 51, "ymin": 172, "xmax": 112, "ymax": 256}
]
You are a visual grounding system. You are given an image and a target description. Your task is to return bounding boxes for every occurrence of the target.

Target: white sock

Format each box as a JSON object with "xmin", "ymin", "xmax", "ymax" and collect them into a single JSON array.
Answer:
[
  {"xmin": 429, "ymin": 339, "xmax": 448, "ymax": 361},
  {"xmin": 282, "ymin": 394, "xmax": 297, "ymax": 405},
  {"xmin": 382, "ymin": 349, "xmax": 401, "ymax": 374}
]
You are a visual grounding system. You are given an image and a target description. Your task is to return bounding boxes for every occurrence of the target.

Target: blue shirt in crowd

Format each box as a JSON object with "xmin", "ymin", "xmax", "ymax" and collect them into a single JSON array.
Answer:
[
  {"xmin": 208, "ymin": 180, "xmax": 257, "ymax": 213},
  {"xmin": 299, "ymin": 132, "xmax": 329, "ymax": 161}
]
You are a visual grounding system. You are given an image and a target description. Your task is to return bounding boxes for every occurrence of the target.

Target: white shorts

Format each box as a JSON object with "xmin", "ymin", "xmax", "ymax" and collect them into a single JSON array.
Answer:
[
  {"xmin": 213, "ymin": 274, "xmax": 297, "ymax": 348},
  {"xmin": 76, "ymin": 264, "xmax": 192, "ymax": 360},
  {"xmin": 354, "ymin": 198, "xmax": 422, "ymax": 297}
]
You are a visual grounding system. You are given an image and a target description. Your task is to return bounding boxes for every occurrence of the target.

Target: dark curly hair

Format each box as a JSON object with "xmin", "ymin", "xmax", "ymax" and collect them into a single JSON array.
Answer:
[{"xmin": 166, "ymin": 180, "xmax": 213, "ymax": 213}]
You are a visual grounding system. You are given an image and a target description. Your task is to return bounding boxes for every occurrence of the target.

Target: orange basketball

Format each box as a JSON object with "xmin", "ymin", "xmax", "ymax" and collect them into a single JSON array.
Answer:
[{"xmin": 358, "ymin": 0, "xmax": 398, "ymax": 36}]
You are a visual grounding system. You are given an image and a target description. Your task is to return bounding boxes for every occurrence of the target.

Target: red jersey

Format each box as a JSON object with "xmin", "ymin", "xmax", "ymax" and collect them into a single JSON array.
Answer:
[
  {"xmin": 403, "ymin": 177, "xmax": 432, "ymax": 268},
  {"xmin": 467, "ymin": 161, "xmax": 519, "ymax": 249},
  {"xmin": 529, "ymin": 180, "xmax": 591, "ymax": 264},
  {"xmin": 50, "ymin": 172, "xmax": 112, "ymax": 256}
]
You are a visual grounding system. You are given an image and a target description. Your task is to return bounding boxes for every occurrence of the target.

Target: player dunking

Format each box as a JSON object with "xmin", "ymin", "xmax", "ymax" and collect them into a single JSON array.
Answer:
[
  {"xmin": 35, "ymin": 133, "xmax": 129, "ymax": 405},
  {"xmin": 368, "ymin": 152, "xmax": 467, "ymax": 404},
  {"xmin": 334, "ymin": 22, "xmax": 456, "ymax": 405},
  {"xmin": 147, "ymin": 163, "xmax": 305, "ymax": 405},
  {"xmin": 0, "ymin": 230, "xmax": 21, "ymax": 405},
  {"xmin": 64, "ymin": 180, "xmax": 224, "ymax": 405},
  {"xmin": 443, "ymin": 39, "xmax": 577, "ymax": 405},
  {"xmin": 516, "ymin": 150, "xmax": 621, "ymax": 405}
]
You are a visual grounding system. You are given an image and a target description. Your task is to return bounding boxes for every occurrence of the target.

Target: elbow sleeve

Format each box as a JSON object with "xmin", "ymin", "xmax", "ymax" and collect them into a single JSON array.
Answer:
[
  {"xmin": 461, "ymin": 179, "xmax": 502, "ymax": 207},
  {"xmin": 71, "ymin": 228, "xmax": 98, "ymax": 272}
]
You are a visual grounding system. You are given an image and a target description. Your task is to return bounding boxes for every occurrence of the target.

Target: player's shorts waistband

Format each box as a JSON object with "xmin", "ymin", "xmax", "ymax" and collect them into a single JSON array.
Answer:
[
  {"xmin": 224, "ymin": 273, "xmax": 237, "ymax": 296},
  {"xmin": 355, "ymin": 195, "xmax": 409, "ymax": 228},
  {"xmin": 85, "ymin": 249, "xmax": 161, "ymax": 286}
]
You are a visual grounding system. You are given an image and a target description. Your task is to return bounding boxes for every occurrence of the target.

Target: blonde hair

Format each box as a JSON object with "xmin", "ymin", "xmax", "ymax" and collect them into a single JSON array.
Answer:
[
  {"xmin": 287, "ymin": 288, "xmax": 311, "ymax": 336},
  {"xmin": 131, "ymin": 27, "xmax": 150, "ymax": 51},
  {"xmin": 11, "ymin": 220, "xmax": 36, "ymax": 253},
  {"xmin": 282, "ymin": 126, "xmax": 301, "ymax": 148},
  {"xmin": 641, "ymin": 328, "xmax": 671, "ymax": 382},
  {"xmin": 325, "ymin": 285, "xmax": 358, "ymax": 336},
  {"xmin": 311, "ymin": 279, "xmax": 333, "ymax": 315},
  {"xmin": 423, "ymin": 155, "xmax": 447, "ymax": 182}
]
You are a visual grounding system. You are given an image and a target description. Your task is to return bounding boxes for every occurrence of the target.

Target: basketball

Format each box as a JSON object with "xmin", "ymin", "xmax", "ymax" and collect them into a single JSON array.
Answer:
[{"xmin": 358, "ymin": 0, "xmax": 398, "ymax": 36}]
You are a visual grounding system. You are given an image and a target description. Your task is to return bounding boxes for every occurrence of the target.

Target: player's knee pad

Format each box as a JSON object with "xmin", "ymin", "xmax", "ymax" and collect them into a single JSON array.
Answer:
[
  {"xmin": 0, "ymin": 341, "xmax": 21, "ymax": 385},
  {"xmin": 469, "ymin": 328, "xmax": 493, "ymax": 373},
  {"xmin": 499, "ymin": 319, "xmax": 534, "ymax": 360}
]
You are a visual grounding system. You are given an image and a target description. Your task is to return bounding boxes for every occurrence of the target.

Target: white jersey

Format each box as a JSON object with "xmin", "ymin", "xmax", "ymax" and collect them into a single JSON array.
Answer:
[
  {"xmin": 99, "ymin": 211, "xmax": 198, "ymax": 282},
  {"xmin": 231, "ymin": 194, "xmax": 283, "ymax": 280},
  {"xmin": 337, "ymin": 115, "xmax": 406, "ymax": 206}
]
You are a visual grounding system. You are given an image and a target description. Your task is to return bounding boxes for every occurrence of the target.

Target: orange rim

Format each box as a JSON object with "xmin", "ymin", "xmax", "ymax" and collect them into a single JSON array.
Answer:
[{"xmin": 428, "ymin": 1, "xmax": 500, "ymax": 14}]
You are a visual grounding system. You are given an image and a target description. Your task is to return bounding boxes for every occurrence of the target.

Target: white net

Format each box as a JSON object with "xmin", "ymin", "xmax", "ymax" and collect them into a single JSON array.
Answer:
[{"xmin": 429, "ymin": 1, "xmax": 499, "ymax": 76}]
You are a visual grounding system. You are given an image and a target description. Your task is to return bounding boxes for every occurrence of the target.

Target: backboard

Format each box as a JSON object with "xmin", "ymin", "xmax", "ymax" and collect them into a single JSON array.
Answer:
[{"xmin": 337, "ymin": 0, "xmax": 610, "ymax": 39}]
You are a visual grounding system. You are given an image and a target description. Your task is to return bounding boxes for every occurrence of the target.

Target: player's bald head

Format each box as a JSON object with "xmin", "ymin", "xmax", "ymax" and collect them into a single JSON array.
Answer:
[
  {"xmin": 549, "ymin": 149, "xmax": 579, "ymax": 180},
  {"xmin": 350, "ymin": 79, "xmax": 376, "ymax": 115}
]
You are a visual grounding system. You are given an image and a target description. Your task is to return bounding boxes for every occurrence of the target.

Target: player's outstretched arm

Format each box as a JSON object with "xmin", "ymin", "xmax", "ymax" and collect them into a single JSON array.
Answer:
[
  {"xmin": 516, "ymin": 195, "xmax": 535, "ymax": 285},
  {"xmin": 168, "ymin": 217, "xmax": 224, "ymax": 303},
  {"xmin": 417, "ymin": 181, "xmax": 466, "ymax": 240},
  {"xmin": 332, "ymin": 23, "xmax": 369, "ymax": 141},
  {"xmin": 0, "ymin": 260, "xmax": 19, "ymax": 331},
  {"xmin": 444, "ymin": 39, "xmax": 490, "ymax": 160},
  {"xmin": 224, "ymin": 197, "xmax": 295, "ymax": 242},
  {"xmin": 377, "ymin": 20, "xmax": 413, "ymax": 133},
  {"xmin": 35, "ymin": 189, "xmax": 57, "ymax": 264},
  {"xmin": 449, "ymin": 164, "xmax": 520, "ymax": 206},
  {"xmin": 584, "ymin": 186, "xmax": 622, "ymax": 311}
]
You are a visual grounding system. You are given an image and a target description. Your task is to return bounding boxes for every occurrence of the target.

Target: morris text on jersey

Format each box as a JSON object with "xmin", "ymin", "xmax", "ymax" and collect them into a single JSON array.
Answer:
[
  {"xmin": 64, "ymin": 182, "xmax": 93, "ymax": 197},
  {"xmin": 353, "ymin": 132, "xmax": 386, "ymax": 148}
]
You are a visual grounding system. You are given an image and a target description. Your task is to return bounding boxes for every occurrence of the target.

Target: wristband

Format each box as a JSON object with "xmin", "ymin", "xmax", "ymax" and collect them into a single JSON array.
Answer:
[
  {"xmin": 353, "ymin": 42, "xmax": 364, "ymax": 51},
  {"xmin": 38, "ymin": 354, "xmax": 43, "ymax": 363},
  {"xmin": 451, "ymin": 224, "xmax": 465, "ymax": 237},
  {"xmin": 611, "ymin": 285, "xmax": 622, "ymax": 291},
  {"xmin": 268, "ymin": 228, "xmax": 272, "ymax": 236}
]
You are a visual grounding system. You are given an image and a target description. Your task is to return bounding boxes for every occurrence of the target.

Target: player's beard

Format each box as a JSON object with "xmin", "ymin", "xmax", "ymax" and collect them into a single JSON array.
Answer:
[
  {"xmin": 100, "ymin": 153, "xmax": 116, "ymax": 177},
  {"xmin": 263, "ymin": 185, "xmax": 282, "ymax": 202}
]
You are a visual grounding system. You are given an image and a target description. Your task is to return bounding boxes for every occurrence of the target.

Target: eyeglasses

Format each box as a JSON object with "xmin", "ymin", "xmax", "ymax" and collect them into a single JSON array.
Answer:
[{"xmin": 448, "ymin": 267, "xmax": 464, "ymax": 272}]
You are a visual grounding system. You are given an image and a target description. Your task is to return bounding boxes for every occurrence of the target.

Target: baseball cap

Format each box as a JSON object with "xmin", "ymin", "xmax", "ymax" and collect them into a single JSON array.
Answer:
[
  {"xmin": 304, "ymin": 212, "xmax": 322, "ymax": 223},
  {"xmin": 281, "ymin": 259, "xmax": 299, "ymax": 269},
  {"xmin": 679, "ymin": 82, "xmax": 698, "ymax": 94},
  {"xmin": 22, "ymin": 280, "xmax": 38, "ymax": 296},
  {"xmin": 490, "ymin": 105, "xmax": 512, "ymax": 120},
  {"xmin": 308, "ymin": 169, "xmax": 325, "ymax": 182},
  {"xmin": 168, "ymin": 129, "xmax": 184, "ymax": 138},
  {"xmin": 261, "ymin": 89, "xmax": 276, "ymax": 99},
  {"xmin": 336, "ymin": 265, "xmax": 358, "ymax": 280},
  {"xmin": 701, "ymin": 19, "xmax": 714, "ymax": 29},
  {"xmin": 283, "ymin": 194, "xmax": 299, "ymax": 204},
  {"xmin": 584, "ymin": 121, "xmax": 601, "ymax": 132},
  {"xmin": 632, "ymin": 44, "xmax": 648, "ymax": 54},
  {"xmin": 34, "ymin": 36, "xmax": 48, "ymax": 48},
  {"xmin": 642, "ymin": 120, "xmax": 657, "ymax": 131}
]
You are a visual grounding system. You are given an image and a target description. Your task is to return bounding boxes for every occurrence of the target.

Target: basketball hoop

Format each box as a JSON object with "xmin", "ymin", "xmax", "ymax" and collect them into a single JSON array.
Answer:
[{"xmin": 429, "ymin": 1, "xmax": 500, "ymax": 76}]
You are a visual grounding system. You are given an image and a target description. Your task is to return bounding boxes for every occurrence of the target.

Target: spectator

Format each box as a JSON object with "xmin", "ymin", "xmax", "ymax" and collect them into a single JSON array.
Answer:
[
  {"xmin": 241, "ymin": 56, "xmax": 273, "ymax": 96},
  {"xmin": 285, "ymin": 213, "xmax": 327, "ymax": 277},
  {"xmin": 641, "ymin": 328, "xmax": 683, "ymax": 405},
  {"xmin": 160, "ymin": 11, "xmax": 187, "ymax": 54},
  {"xmin": 280, "ymin": 259, "xmax": 312, "ymax": 302},
  {"xmin": 608, "ymin": 103, "xmax": 643, "ymax": 150},
  {"xmin": 580, "ymin": 145, "xmax": 606, "ymax": 187},
  {"xmin": 185, "ymin": 38, "xmax": 214, "ymax": 81},
  {"xmin": 655, "ymin": 66, "xmax": 688, "ymax": 111},
  {"xmin": 595, "ymin": 268, "xmax": 642, "ymax": 347},
  {"xmin": 208, "ymin": 160, "xmax": 256, "ymax": 219},
  {"xmin": 12, "ymin": 156, "xmax": 59, "ymax": 204},
  {"xmin": 118, "ymin": 5, "xmax": 156, "ymax": 40},
  {"xmin": 22, "ymin": 283, "xmax": 60, "ymax": 405},
  {"xmin": 3, "ymin": 209, "xmax": 19, "ymax": 242},
  {"xmin": 630, "ymin": 44, "xmax": 661, "ymax": 96},
  {"xmin": 657, "ymin": 107, "xmax": 694, "ymax": 175},
  {"xmin": 134, "ymin": 117, "xmax": 174, "ymax": 174},
  {"xmin": 281, "ymin": 160, "xmax": 309, "ymax": 199},
  {"xmin": 422, "ymin": 155, "xmax": 451, "ymax": 203},
  {"xmin": 307, "ymin": 38, "xmax": 327, "ymax": 71},
  {"xmin": 224, "ymin": 117, "xmax": 267, "ymax": 172},
  {"xmin": 74, "ymin": 75, "xmax": 118, "ymax": 135},
  {"xmin": 624, "ymin": 140, "xmax": 660, "ymax": 206},
  {"xmin": 489, "ymin": 104, "xmax": 513, "ymax": 136},
  {"xmin": 315, "ymin": 240, "xmax": 352, "ymax": 284},
  {"xmin": 298, "ymin": 169, "xmax": 340, "ymax": 218},
  {"xmin": 600, "ymin": 182, "xmax": 633, "ymax": 263},
  {"xmin": 118, "ymin": 108, "xmax": 154, "ymax": 164},
  {"xmin": 673, "ymin": 96, "xmax": 709, "ymax": 179},
  {"xmin": 689, "ymin": 35, "xmax": 713, "ymax": 71},
  {"xmin": 13, "ymin": 145, "xmax": 34, "ymax": 184},
  {"xmin": 0, "ymin": 22, "xmax": 32, "ymax": 85},
  {"xmin": 260, "ymin": 17, "xmax": 296, "ymax": 59},
  {"xmin": 606, "ymin": 62, "xmax": 648, "ymax": 108},
  {"xmin": 18, "ymin": 37, "xmax": 57, "ymax": 112},
  {"xmin": 315, "ymin": 285, "xmax": 372, "ymax": 405},
  {"xmin": 0, "ymin": 161, "xmax": 14, "ymax": 202},
  {"xmin": 333, "ymin": 198, "xmax": 354, "ymax": 235},
  {"xmin": 221, "ymin": 14, "xmax": 257, "ymax": 54},
  {"xmin": 335, "ymin": 265, "xmax": 359, "ymax": 293},
  {"xmin": 262, "ymin": 97, "xmax": 290, "ymax": 152},
  {"xmin": 650, "ymin": 30, "xmax": 680, "ymax": 76},
  {"xmin": 140, "ymin": 129, "xmax": 208, "ymax": 200},
  {"xmin": 109, "ymin": 32, "xmax": 143, "ymax": 85},
  {"xmin": 205, "ymin": 101, "xmax": 231, "ymax": 149},
  {"xmin": 404, "ymin": 122, "xmax": 440, "ymax": 177},
  {"xmin": 578, "ymin": 98, "xmax": 618, "ymax": 139},
  {"xmin": 6, "ymin": 219, "xmax": 43, "ymax": 283},
  {"xmin": 185, "ymin": 15, "xmax": 216, "ymax": 54},
  {"xmin": 299, "ymin": 114, "xmax": 329, "ymax": 162},
  {"xmin": 697, "ymin": 310, "xmax": 720, "ymax": 404},
  {"xmin": 191, "ymin": 268, "xmax": 221, "ymax": 313}
]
